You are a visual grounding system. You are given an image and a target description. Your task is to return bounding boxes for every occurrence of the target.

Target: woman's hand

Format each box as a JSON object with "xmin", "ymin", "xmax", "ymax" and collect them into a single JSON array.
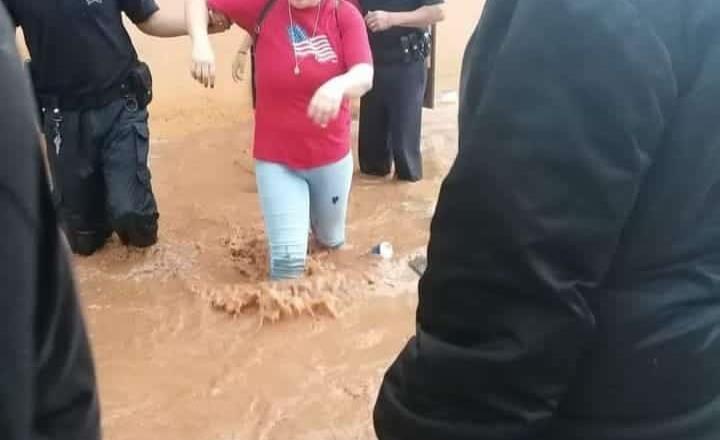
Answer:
[
  {"xmin": 365, "ymin": 10, "xmax": 394, "ymax": 32},
  {"xmin": 191, "ymin": 38, "xmax": 216, "ymax": 88},
  {"xmin": 232, "ymin": 50, "xmax": 248, "ymax": 82},
  {"xmin": 308, "ymin": 78, "xmax": 346, "ymax": 127},
  {"xmin": 232, "ymin": 36, "xmax": 253, "ymax": 82}
]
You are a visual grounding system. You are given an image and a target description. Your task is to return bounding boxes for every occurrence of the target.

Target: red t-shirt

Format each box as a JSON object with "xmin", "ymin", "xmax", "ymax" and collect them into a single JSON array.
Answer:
[{"xmin": 208, "ymin": 0, "xmax": 372, "ymax": 169}]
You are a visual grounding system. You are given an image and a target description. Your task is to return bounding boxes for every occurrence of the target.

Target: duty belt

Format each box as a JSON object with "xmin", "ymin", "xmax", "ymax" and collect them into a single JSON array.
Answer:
[
  {"xmin": 36, "ymin": 80, "xmax": 133, "ymax": 113},
  {"xmin": 36, "ymin": 80, "xmax": 137, "ymax": 161},
  {"xmin": 372, "ymin": 31, "xmax": 430, "ymax": 65}
]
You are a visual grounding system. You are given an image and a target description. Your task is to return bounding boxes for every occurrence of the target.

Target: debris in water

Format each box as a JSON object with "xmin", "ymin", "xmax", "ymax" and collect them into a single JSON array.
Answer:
[
  {"xmin": 408, "ymin": 255, "xmax": 427, "ymax": 276},
  {"xmin": 371, "ymin": 242, "xmax": 394, "ymax": 259}
]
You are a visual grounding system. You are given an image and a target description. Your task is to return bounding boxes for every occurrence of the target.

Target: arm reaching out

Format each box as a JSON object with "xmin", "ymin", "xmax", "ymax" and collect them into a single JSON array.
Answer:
[
  {"xmin": 307, "ymin": 1, "xmax": 373, "ymax": 127},
  {"xmin": 186, "ymin": 0, "xmax": 217, "ymax": 88},
  {"xmin": 134, "ymin": 1, "xmax": 231, "ymax": 38},
  {"xmin": 308, "ymin": 63, "xmax": 373, "ymax": 127}
]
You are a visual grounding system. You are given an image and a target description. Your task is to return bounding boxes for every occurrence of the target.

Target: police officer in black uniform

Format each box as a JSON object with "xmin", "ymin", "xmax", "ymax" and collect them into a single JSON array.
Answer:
[
  {"xmin": 2, "ymin": 0, "xmax": 227, "ymax": 256},
  {"xmin": 358, "ymin": 0, "xmax": 444, "ymax": 182}
]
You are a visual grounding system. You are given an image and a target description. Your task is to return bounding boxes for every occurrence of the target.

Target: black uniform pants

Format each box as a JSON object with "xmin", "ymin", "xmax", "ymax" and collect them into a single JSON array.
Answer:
[
  {"xmin": 42, "ymin": 97, "xmax": 159, "ymax": 256},
  {"xmin": 359, "ymin": 59, "xmax": 427, "ymax": 182}
]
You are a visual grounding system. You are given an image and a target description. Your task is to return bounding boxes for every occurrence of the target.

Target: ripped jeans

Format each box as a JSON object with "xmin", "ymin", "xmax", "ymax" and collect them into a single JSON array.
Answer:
[{"xmin": 255, "ymin": 153, "xmax": 353, "ymax": 280}]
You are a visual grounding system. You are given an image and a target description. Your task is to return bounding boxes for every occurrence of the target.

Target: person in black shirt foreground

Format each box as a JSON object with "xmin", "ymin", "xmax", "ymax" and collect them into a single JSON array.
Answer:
[
  {"xmin": 374, "ymin": 0, "xmax": 720, "ymax": 439},
  {"xmin": 0, "ymin": 5, "xmax": 100, "ymax": 440},
  {"xmin": 2, "ymin": 0, "xmax": 228, "ymax": 256}
]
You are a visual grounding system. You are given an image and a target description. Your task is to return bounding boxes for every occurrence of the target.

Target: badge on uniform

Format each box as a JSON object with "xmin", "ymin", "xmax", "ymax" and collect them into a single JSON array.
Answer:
[{"xmin": 86, "ymin": 0, "xmax": 103, "ymax": 5}]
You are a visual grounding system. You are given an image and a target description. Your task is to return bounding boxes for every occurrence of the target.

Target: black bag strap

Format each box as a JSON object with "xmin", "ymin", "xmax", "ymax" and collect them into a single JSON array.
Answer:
[
  {"xmin": 254, "ymin": 0, "xmax": 279, "ymax": 39},
  {"xmin": 250, "ymin": 0, "xmax": 278, "ymax": 108},
  {"xmin": 333, "ymin": 0, "xmax": 344, "ymax": 67}
]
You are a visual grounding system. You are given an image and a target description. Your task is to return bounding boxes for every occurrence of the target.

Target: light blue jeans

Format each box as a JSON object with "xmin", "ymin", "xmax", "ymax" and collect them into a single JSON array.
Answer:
[{"xmin": 255, "ymin": 153, "xmax": 354, "ymax": 280}]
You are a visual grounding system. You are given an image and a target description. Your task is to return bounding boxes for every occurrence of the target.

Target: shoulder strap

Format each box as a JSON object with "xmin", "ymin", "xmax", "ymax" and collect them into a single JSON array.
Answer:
[
  {"xmin": 334, "ymin": 0, "xmax": 342, "ymax": 34},
  {"xmin": 251, "ymin": 0, "xmax": 278, "ymax": 109},
  {"xmin": 334, "ymin": 0, "xmax": 343, "ymax": 54},
  {"xmin": 254, "ymin": 0, "xmax": 279, "ymax": 39}
]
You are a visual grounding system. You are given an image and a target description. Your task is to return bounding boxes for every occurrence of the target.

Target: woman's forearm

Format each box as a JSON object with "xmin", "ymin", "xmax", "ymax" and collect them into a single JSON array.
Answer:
[
  {"xmin": 134, "ymin": 1, "xmax": 229, "ymax": 38},
  {"xmin": 335, "ymin": 64, "xmax": 374, "ymax": 99},
  {"xmin": 187, "ymin": 0, "xmax": 218, "ymax": 88},
  {"xmin": 308, "ymin": 63, "xmax": 373, "ymax": 126},
  {"xmin": 186, "ymin": 0, "xmax": 211, "ymax": 44}
]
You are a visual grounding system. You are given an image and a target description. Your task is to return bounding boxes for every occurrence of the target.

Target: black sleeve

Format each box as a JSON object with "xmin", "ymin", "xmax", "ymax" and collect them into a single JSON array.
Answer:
[
  {"xmin": 0, "ymin": 7, "xmax": 100, "ymax": 440},
  {"xmin": 420, "ymin": 0, "xmax": 443, "ymax": 7},
  {"xmin": 121, "ymin": 0, "xmax": 160, "ymax": 24},
  {"xmin": 374, "ymin": 0, "xmax": 675, "ymax": 439}
]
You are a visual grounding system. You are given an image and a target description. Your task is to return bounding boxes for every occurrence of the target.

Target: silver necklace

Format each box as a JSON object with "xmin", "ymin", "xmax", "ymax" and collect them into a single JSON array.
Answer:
[{"xmin": 288, "ymin": 0, "xmax": 323, "ymax": 76}]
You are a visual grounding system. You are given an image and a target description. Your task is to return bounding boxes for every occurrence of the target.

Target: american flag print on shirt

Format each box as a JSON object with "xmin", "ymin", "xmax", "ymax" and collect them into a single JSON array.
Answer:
[{"xmin": 288, "ymin": 24, "xmax": 338, "ymax": 63}]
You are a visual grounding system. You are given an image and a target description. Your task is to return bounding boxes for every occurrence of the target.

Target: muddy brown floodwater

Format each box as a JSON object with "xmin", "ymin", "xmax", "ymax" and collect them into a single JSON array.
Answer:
[{"xmin": 73, "ymin": 94, "xmax": 458, "ymax": 439}]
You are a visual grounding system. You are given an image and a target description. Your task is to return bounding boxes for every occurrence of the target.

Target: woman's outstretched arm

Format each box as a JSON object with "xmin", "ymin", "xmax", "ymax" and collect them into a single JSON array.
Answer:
[
  {"xmin": 186, "ymin": 0, "xmax": 217, "ymax": 87},
  {"xmin": 134, "ymin": 0, "xmax": 231, "ymax": 38}
]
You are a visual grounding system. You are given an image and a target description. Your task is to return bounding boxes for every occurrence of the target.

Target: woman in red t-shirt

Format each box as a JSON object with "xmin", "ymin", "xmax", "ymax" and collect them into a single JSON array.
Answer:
[{"xmin": 187, "ymin": 0, "xmax": 374, "ymax": 279}]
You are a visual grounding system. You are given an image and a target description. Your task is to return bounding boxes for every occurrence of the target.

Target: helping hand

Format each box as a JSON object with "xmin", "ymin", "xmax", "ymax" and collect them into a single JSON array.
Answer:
[
  {"xmin": 365, "ymin": 10, "xmax": 394, "ymax": 32},
  {"xmin": 308, "ymin": 78, "xmax": 345, "ymax": 127},
  {"xmin": 232, "ymin": 50, "xmax": 249, "ymax": 83},
  {"xmin": 191, "ymin": 38, "xmax": 216, "ymax": 88}
]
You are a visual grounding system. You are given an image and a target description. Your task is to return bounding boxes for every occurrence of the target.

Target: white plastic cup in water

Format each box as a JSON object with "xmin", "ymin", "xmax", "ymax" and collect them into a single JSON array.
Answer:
[{"xmin": 372, "ymin": 242, "xmax": 394, "ymax": 259}]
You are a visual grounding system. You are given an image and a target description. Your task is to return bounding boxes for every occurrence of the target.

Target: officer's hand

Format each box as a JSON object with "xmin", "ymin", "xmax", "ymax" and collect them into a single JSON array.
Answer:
[
  {"xmin": 191, "ymin": 38, "xmax": 217, "ymax": 88},
  {"xmin": 232, "ymin": 49, "xmax": 249, "ymax": 83},
  {"xmin": 365, "ymin": 10, "xmax": 394, "ymax": 32},
  {"xmin": 208, "ymin": 10, "xmax": 232, "ymax": 34},
  {"xmin": 308, "ymin": 78, "xmax": 345, "ymax": 127}
]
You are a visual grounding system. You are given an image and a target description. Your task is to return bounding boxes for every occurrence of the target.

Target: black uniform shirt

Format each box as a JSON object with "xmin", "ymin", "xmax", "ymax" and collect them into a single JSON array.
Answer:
[
  {"xmin": 3, "ymin": 0, "xmax": 158, "ymax": 97},
  {"xmin": 360, "ymin": 0, "xmax": 443, "ymax": 58}
]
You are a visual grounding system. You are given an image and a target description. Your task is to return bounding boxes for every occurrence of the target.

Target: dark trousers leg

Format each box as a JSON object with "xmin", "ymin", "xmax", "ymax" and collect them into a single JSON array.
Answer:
[
  {"xmin": 359, "ymin": 70, "xmax": 392, "ymax": 177},
  {"xmin": 43, "ymin": 109, "xmax": 110, "ymax": 256},
  {"xmin": 102, "ymin": 100, "xmax": 159, "ymax": 248},
  {"xmin": 387, "ymin": 61, "xmax": 427, "ymax": 182}
]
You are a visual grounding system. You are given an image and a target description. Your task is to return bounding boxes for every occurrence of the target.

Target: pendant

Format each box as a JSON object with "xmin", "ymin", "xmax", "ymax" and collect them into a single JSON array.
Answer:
[{"xmin": 294, "ymin": 65, "xmax": 300, "ymax": 76}]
